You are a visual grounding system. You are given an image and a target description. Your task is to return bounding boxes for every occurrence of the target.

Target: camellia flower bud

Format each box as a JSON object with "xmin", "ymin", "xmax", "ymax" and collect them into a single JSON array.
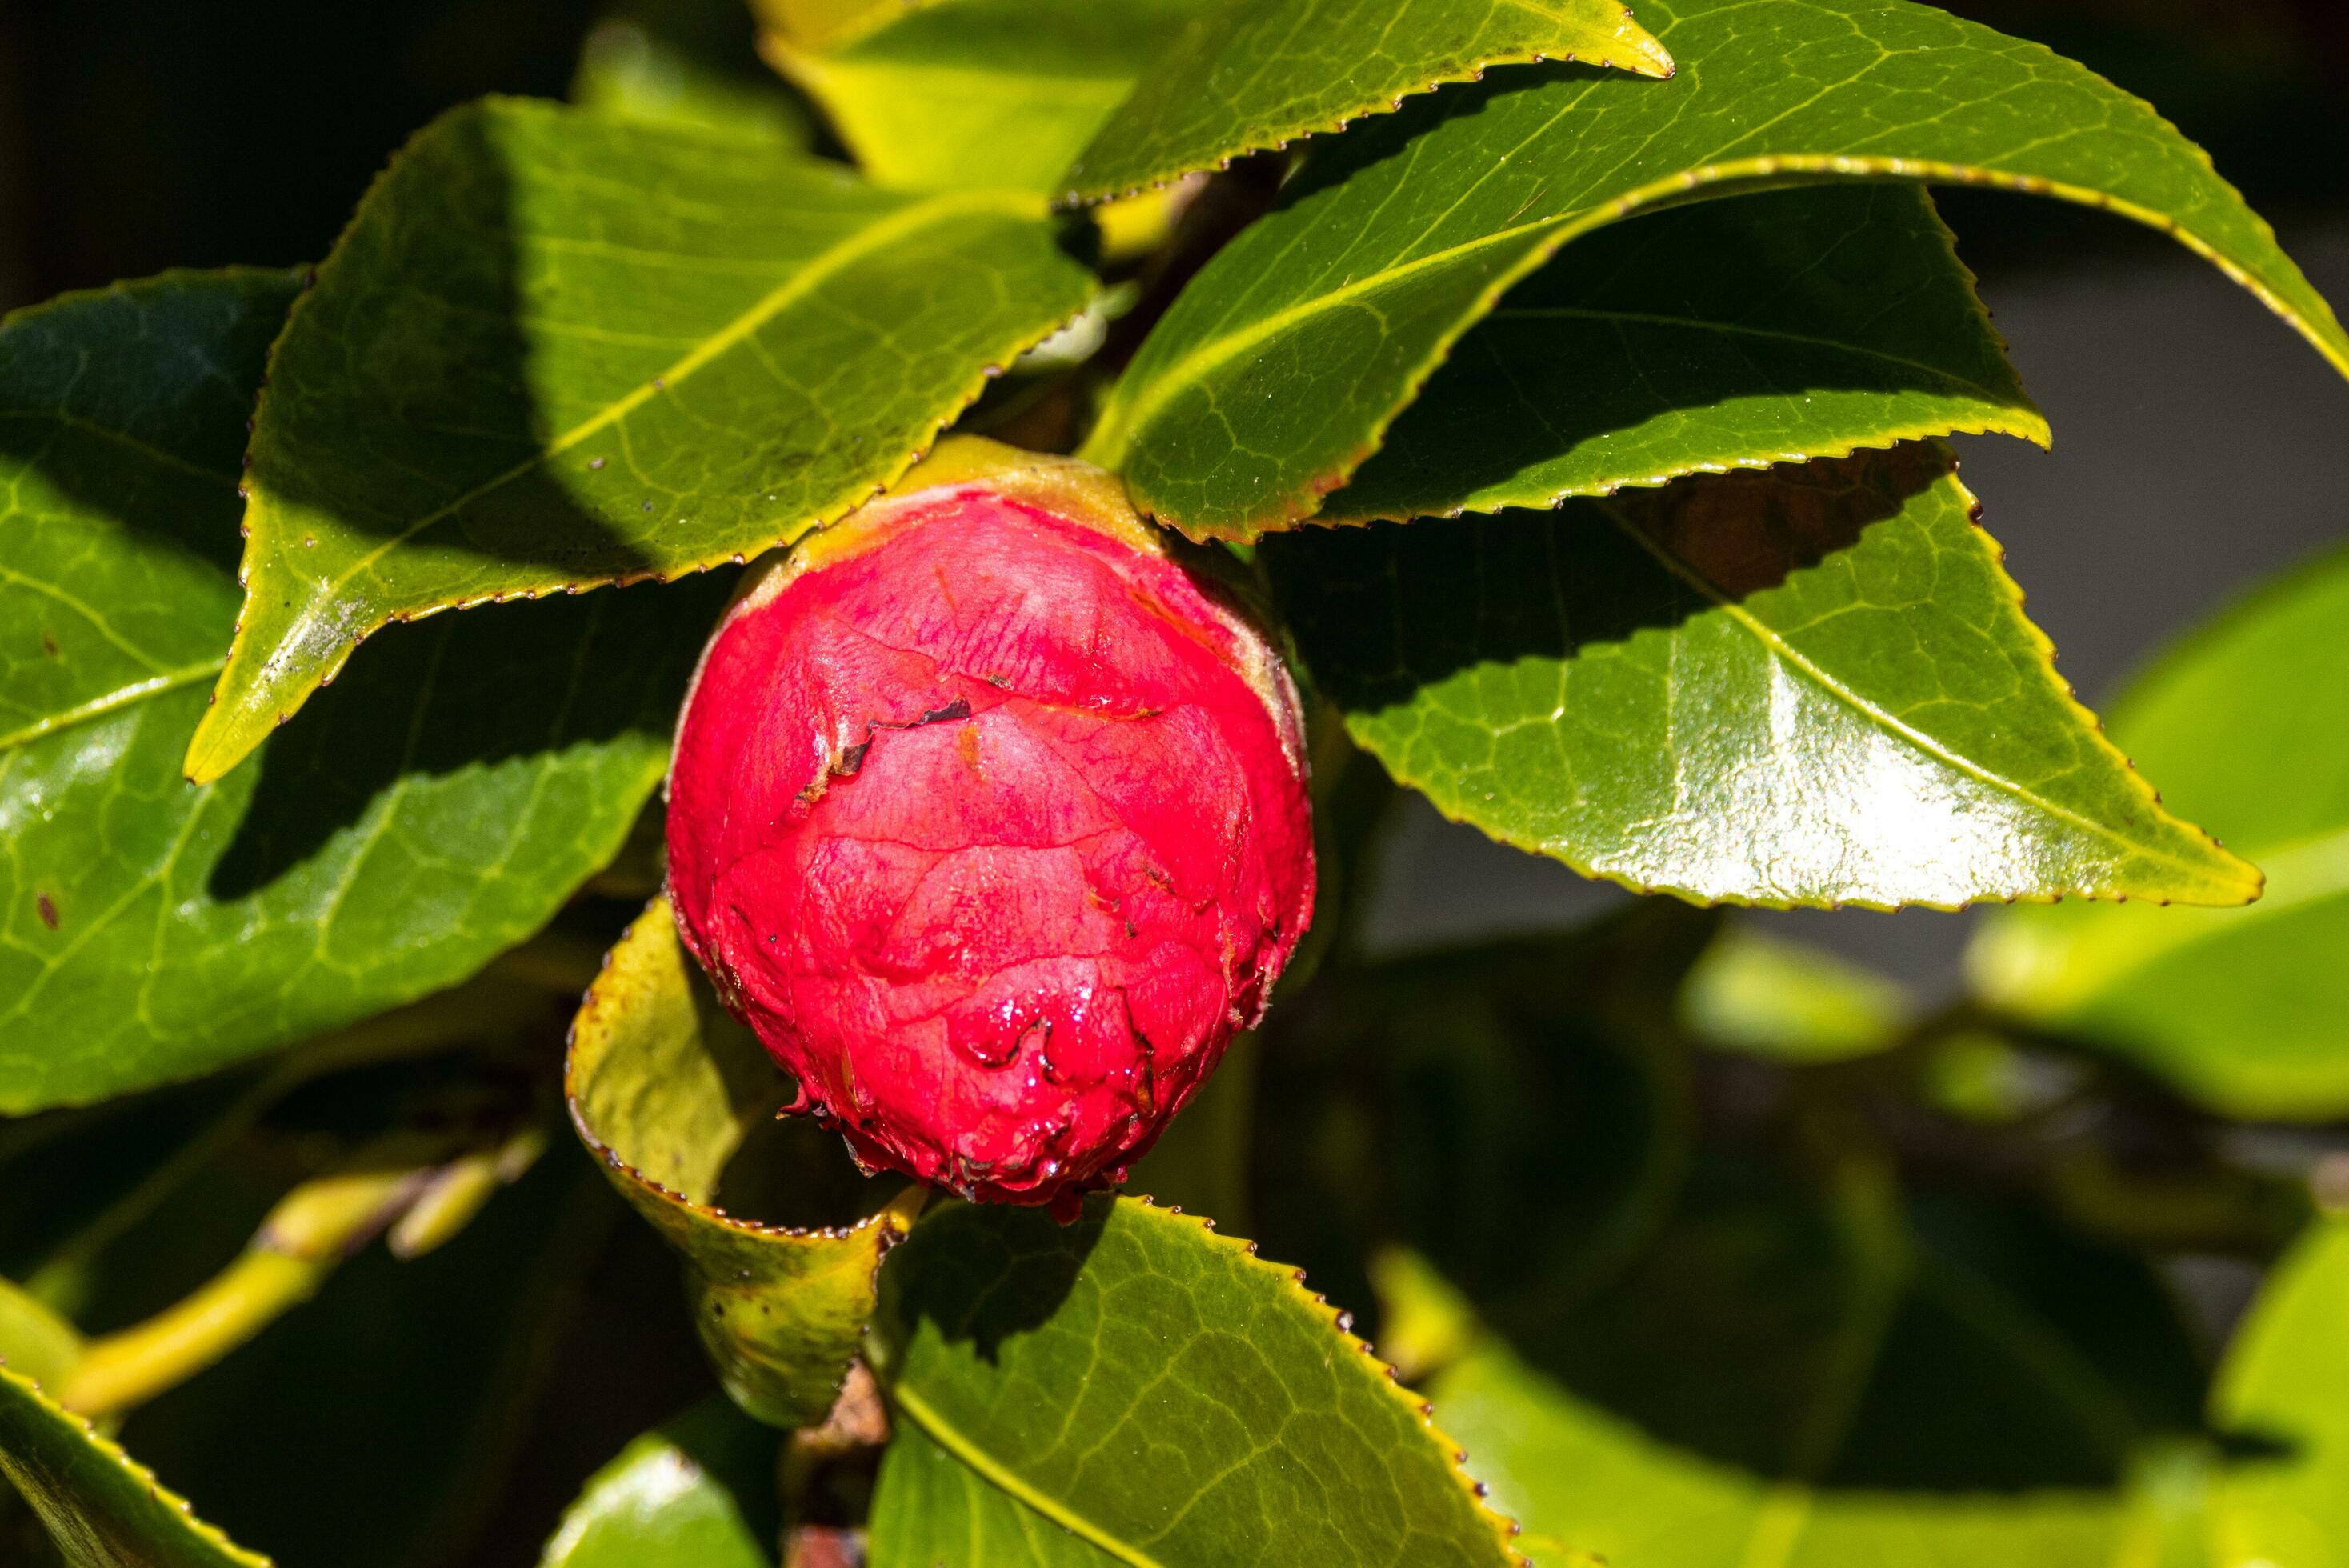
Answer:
[{"xmin": 666, "ymin": 439, "xmax": 1314, "ymax": 1217}]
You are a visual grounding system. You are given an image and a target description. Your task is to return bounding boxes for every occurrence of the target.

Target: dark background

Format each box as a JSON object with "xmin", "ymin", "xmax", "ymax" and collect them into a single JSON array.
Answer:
[{"xmin": 1, "ymin": 0, "xmax": 2343, "ymax": 1558}]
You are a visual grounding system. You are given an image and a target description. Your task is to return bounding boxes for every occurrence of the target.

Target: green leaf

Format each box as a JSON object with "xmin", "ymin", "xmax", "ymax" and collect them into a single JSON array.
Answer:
[
  {"xmin": 1680, "ymin": 927, "xmax": 1910, "ymax": 1065},
  {"xmin": 868, "ymin": 1195, "xmax": 1524, "ymax": 1568},
  {"xmin": 1970, "ymin": 546, "xmax": 2349, "ymax": 1118},
  {"xmin": 0, "ymin": 1281, "xmax": 79, "ymax": 1395},
  {"xmin": 1058, "ymin": 0, "xmax": 1674, "ymax": 205},
  {"xmin": 871, "ymin": 1420, "xmax": 1122, "ymax": 1566},
  {"xmin": 540, "ymin": 1398, "xmax": 781, "ymax": 1568},
  {"xmin": 184, "ymin": 97, "xmax": 1094, "ymax": 783},
  {"xmin": 755, "ymin": 0, "xmax": 1215, "ymax": 193},
  {"xmin": 1086, "ymin": 0, "xmax": 2349, "ymax": 538},
  {"xmin": 2209, "ymin": 1217, "xmax": 2349, "ymax": 1566},
  {"xmin": 566, "ymin": 897, "xmax": 919, "ymax": 1429},
  {"xmin": 1321, "ymin": 182, "xmax": 2047, "ymax": 525},
  {"xmin": 0, "ymin": 1366, "xmax": 268, "ymax": 1568},
  {"xmin": 1419, "ymin": 1163, "xmax": 2200, "ymax": 1568},
  {"xmin": 1266, "ymin": 445, "xmax": 2254, "ymax": 910},
  {"xmin": 0, "ymin": 271, "xmax": 729, "ymax": 1113}
]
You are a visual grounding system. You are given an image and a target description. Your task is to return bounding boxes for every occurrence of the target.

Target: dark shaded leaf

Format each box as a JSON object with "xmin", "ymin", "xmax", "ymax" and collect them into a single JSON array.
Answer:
[
  {"xmin": 1423, "ymin": 1162, "xmax": 2204, "ymax": 1566},
  {"xmin": 185, "ymin": 98, "xmax": 1093, "ymax": 782},
  {"xmin": 1322, "ymin": 183, "xmax": 2045, "ymax": 524},
  {"xmin": 0, "ymin": 272, "xmax": 726, "ymax": 1112}
]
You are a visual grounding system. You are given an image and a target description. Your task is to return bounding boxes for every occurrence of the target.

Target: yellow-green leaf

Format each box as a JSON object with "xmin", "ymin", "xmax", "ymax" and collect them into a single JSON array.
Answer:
[
  {"xmin": 756, "ymin": 0, "xmax": 1215, "ymax": 193},
  {"xmin": 1970, "ymin": 546, "xmax": 2349, "ymax": 1117},
  {"xmin": 1058, "ymin": 0, "xmax": 1674, "ymax": 205},
  {"xmin": 566, "ymin": 898, "xmax": 920, "ymax": 1428},
  {"xmin": 2209, "ymin": 1218, "xmax": 2349, "ymax": 1567},
  {"xmin": 0, "ymin": 1366, "xmax": 268, "ymax": 1568}
]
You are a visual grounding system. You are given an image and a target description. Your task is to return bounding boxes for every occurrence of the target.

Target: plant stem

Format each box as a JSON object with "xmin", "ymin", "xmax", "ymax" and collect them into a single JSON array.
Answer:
[
  {"xmin": 24, "ymin": 975, "xmax": 550, "ymax": 1307},
  {"xmin": 58, "ymin": 1158, "xmax": 436, "ymax": 1417}
]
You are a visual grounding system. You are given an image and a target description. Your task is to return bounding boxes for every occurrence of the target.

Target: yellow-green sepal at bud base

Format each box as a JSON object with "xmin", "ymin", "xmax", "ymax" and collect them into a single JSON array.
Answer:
[{"xmin": 566, "ymin": 897, "xmax": 924, "ymax": 1428}]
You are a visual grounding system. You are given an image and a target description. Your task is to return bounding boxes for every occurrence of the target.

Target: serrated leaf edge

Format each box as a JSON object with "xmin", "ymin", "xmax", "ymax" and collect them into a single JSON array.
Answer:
[
  {"xmin": 1319, "ymin": 193, "xmax": 2050, "ymax": 523},
  {"xmin": 882, "ymin": 1196, "xmax": 1532, "ymax": 1568},
  {"xmin": 1091, "ymin": 147, "xmax": 2349, "ymax": 541},
  {"xmin": 0, "ymin": 267, "xmax": 298, "ymax": 758},
  {"xmin": 565, "ymin": 896, "xmax": 923, "ymax": 1250},
  {"xmin": 0, "ymin": 1363, "xmax": 273, "ymax": 1567},
  {"xmin": 1054, "ymin": 6, "xmax": 1676, "ymax": 209},
  {"xmin": 186, "ymin": 98, "xmax": 1090, "ymax": 784},
  {"xmin": 1348, "ymin": 446, "xmax": 2259, "ymax": 914}
]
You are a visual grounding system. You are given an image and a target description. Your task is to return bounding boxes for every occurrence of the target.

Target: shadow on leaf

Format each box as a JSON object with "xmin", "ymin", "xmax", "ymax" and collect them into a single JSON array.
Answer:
[
  {"xmin": 207, "ymin": 574, "xmax": 730, "ymax": 900},
  {"xmin": 1267, "ymin": 448, "xmax": 1936, "ymax": 716}
]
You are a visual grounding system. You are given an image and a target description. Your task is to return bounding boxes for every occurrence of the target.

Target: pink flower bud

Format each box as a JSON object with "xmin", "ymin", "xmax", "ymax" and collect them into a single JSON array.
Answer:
[{"xmin": 666, "ymin": 442, "xmax": 1314, "ymax": 1217}]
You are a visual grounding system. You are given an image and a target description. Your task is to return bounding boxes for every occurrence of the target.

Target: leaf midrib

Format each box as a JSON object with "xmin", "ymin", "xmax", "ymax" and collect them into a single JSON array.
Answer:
[
  {"xmin": 1595, "ymin": 488, "xmax": 2247, "ymax": 893},
  {"xmin": 1088, "ymin": 146, "xmax": 2348, "ymax": 486},
  {"xmin": 888, "ymin": 1380, "xmax": 1166, "ymax": 1568},
  {"xmin": 1483, "ymin": 304, "xmax": 2031, "ymax": 407},
  {"xmin": 0, "ymin": 660, "xmax": 226, "ymax": 755},
  {"xmin": 262, "ymin": 185, "xmax": 1047, "ymax": 610}
]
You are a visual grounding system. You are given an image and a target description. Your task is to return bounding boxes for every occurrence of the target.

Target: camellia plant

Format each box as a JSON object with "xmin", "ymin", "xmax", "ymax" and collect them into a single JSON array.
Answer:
[{"xmin": 5, "ymin": 0, "xmax": 2349, "ymax": 1563}]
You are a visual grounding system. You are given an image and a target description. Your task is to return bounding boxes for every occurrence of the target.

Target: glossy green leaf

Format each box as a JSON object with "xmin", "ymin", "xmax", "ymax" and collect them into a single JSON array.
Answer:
[
  {"xmin": 0, "ymin": 272, "xmax": 728, "ymax": 1113},
  {"xmin": 1971, "ymin": 546, "xmax": 2349, "ymax": 1117},
  {"xmin": 185, "ymin": 97, "xmax": 1094, "ymax": 783},
  {"xmin": 1058, "ymin": 0, "xmax": 1673, "ymax": 205},
  {"xmin": 871, "ymin": 1420, "xmax": 1122, "ymax": 1567},
  {"xmin": 540, "ymin": 1398, "xmax": 780, "ymax": 1568},
  {"xmin": 1419, "ymin": 1164, "xmax": 2203, "ymax": 1568},
  {"xmin": 567, "ymin": 897, "xmax": 919, "ymax": 1429},
  {"xmin": 1267, "ymin": 445, "xmax": 2253, "ymax": 910},
  {"xmin": 2209, "ymin": 1218, "xmax": 2349, "ymax": 1567},
  {"xmin": 1680, "ymin": 928, "xmax": 1910, "ymax": 1064},
  {"xmin": 870, "ymin": 1196, "xmax": 1524, "ymax": 1567},
  {"xmin": 1086, "ymin": 0, "xmax": 2349, "ymax": 537},
  {"xmin": 1323, "ymin": 182, "xmax": 2047, "ymax": 524},
  {"xmin": 756, "ymin": 0, "xmax": 1214, "ymax": 193},
  {"xmin": 0, "ymin": 1366, "xmax": 268, "ymax": 1568},
  {"xmin": 0, "ymin": 1281, "xmax": 79, "ymax": 1395}
]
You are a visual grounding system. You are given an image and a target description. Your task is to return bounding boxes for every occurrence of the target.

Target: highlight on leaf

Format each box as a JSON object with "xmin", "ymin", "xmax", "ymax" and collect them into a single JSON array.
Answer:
[{"xmin": 1267, "ymin": 444, "xmax": 2257, "ymax": 911}]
